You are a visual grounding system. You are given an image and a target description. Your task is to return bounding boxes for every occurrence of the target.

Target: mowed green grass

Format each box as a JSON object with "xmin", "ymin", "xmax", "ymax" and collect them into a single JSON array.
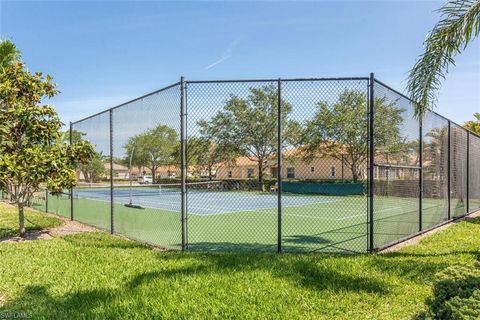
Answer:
[
  {"xmin": 0, "ymin": 202, "xmax": 62, "ymax": 238},
  {"xmin": 34, "ymin": 192, "xmax": 463, "ymax": 253},
  {"xmin": 1, "ymin": 204, "xmax": 480, "ymax": 319}
]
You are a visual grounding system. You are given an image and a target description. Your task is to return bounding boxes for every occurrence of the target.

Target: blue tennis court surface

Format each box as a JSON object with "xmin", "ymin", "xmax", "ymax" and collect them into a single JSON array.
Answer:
[{"xmin": 74, "ymin": 189, "xmax": 334, "ymax": 215}]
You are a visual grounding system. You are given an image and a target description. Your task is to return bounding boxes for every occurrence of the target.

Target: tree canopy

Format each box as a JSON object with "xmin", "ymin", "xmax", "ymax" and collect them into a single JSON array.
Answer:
[
  {"xmin": 0, "ymin": 62, "xmax": 94, "ymax": 236},
  {"xmin": 301, "ymin": 90, "xmax": 405, "ymax": 182},
  {"xmin": 0, "ymin": 39, "xmax": 21, "ymax": 69},
  {"xmin": 198, "ymin": 85, "xmax": 300, "ymax": 187},
  {"xmin": 187, "ymin": 136, "xmax": 236, "ymax": 180},
  {"xmin": 64, "ymin": 129, "xmax": 106, "ymax": 183},
  {"xmin": 464, "ymin": 113, "xmax": 480, "ymax": 135},
  {"xmin": 124, "ymin": 125, "xmax": 179, "ymax": 182}
]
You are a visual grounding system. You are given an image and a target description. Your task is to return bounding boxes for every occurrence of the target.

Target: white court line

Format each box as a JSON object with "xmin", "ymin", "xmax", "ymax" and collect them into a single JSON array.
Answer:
[
  {"xmin": 75, "ymin": 196, "xmax": 182, "ymax": 215},
  {"xmin": 282, "ymin": 206, "xmax": 403, "ymax": 221},
  {"xmin": 76, "ymin": 193, "xmax": 337, "ymax": 217},
  {"xmin": 77, "ymin": 193, "xmax": 402, "ymax": 220},
  {"xmin": 113, "ymin": 195, "xmax": 336, "ymax": 216},
  {"xmin": 184, "ymin": 199, "xmax": 337, "ymax": 216}
]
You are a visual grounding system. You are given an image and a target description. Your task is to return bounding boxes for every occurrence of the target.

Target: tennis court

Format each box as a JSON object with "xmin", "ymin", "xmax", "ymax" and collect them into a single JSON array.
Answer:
[
  {"xmin": 31, "ymin": 186, "xmax": 451, "ymax": 253},
  {"xmin": 74, "ymin": 182, "xmax": 335, "ymax": 216}
]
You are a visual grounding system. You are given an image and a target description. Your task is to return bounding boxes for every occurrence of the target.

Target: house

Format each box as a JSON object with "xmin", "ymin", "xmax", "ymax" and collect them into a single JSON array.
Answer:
[{"xmin": 215, "ymin": 149, "xmax": 362, "ymax": 181}]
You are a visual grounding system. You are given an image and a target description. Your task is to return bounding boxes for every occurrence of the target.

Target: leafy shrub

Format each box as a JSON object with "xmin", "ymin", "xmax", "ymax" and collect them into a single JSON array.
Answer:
[{"xmin": 418, "ymin": 264, "xmax": 480, "ymax": 319}]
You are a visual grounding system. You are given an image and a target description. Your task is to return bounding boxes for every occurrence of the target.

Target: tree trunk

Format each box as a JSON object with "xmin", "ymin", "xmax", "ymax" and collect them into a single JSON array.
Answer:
[
  {"xmin": 258, "ymin": 161, "xmax": 264, "ymax": 191},
  {"xmin": 150, "ymin": 167, "xmax": 156, "ymax": 183},
  {"xmin": 208, "ymin": 166, "xmax": 213, "ymax": 181},
  {"xmin": 18, "ymin": 203, "xmax": 26, "ymax": 237},
  {"xmin": 351, "ymin": 163, "xmax": 358, "ymax": 183}
]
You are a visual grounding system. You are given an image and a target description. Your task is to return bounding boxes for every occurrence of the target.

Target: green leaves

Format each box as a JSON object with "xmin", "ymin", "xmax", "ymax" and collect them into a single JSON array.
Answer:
[
  {"xmin": 123, "ymin": 124, "xmax": 180, "ymax": 182},
  {"xmin": 0, "ymin": 39, "xmax": 21, "ymax": 69},
  {"xmin": 464, "ymin": 113, "xmax": 480, "ymax": 135},
  {"xmin": 0, "ymin": 62, "xmax": 95, "ymax": 205},
  {"xmin": 408, "ymin": 0, "xmax": 480, "ymax": 117},
  {"xmin": 301, "ymin": 90, "xmax": 405, "ymax": 182},
  {"xmin": 198, "ymin": 85, "xmax": 299, "ymax": 183}
]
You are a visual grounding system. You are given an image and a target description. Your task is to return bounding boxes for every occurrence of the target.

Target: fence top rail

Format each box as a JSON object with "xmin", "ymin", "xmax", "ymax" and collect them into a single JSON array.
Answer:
[
  {"xmin": 186, "ymin": 77, "xmax": 370, "ymax": 84},
  {"xmin": 374, "ymin": 78, "xmax": 480, "ymax": 140},
  {"xmin": 72, "ymin": 81, "xmax": 181, "ymax": 125}
]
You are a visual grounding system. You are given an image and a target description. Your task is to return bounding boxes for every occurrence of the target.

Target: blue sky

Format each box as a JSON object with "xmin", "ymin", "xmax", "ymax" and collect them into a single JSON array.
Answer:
[{"xmin": 1, "ymin": 0, "xmax": 478, "ymax": 126}]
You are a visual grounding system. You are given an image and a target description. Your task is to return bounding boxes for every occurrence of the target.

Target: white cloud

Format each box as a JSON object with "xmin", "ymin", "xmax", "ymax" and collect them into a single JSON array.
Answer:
[{"xmin": 204, "ymin": 39, "xmax": 240, "ymax": 70}]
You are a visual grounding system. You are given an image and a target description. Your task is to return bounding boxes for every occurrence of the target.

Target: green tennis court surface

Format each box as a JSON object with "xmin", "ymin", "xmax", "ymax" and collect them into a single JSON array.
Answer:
[{"xmin": 31, "ymin": 190, "xmax": 455, "ymax": 253}]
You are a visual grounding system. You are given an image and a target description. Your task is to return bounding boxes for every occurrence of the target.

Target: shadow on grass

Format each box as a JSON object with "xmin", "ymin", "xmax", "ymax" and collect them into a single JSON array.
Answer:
[
  {"xmin": 61, "ymin": 232, "xmax": 149, "ymax": 250},
  {"xmin": 5, "ymin": 215, "xmax": 478, "ymax": 318},
  {"xmin": 0, "ymin": 235, "xmax": 394, "ymax": 318},
  {"xmin": 1, "ymin": 256, "xmax": 390, "ymax": 318},
  {"xmin": 0, "ymin": 285, "xmax": 120, "ymax": 319},
  {"xmin": 0, "ymin": 253, "xmax": 391, "ymax": 318}
]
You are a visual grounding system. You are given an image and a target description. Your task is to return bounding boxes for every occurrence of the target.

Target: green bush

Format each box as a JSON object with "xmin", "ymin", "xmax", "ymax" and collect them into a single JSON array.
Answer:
[{"xmin": 418, "ymin": 264, "xmax": 480, "ymax": 319}]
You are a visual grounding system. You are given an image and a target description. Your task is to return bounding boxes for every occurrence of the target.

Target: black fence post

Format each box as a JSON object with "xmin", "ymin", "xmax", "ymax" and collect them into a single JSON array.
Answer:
[
  {"xmin": 110, "ymin": 109, "xmax": 114, "ymax": 234},
  {"xmin": 466, "ymin": 131, "xmax": 470, "ymax": 214},
  {"xmin": 180, "ymin": 76, "xmax": 187, "ymax": 251},
  {"xmin": 419, "ymin": 116, "xmax": 423, "ymax": 232},
  {"xmin": 45, "ymin": 189, "xmax": 48, "ymax": 213},
  {"xmin": 447, "ymin": 121, "xmax": 451, "ymax": 220},
  {"xmin": 69, "ymin": 122, "xmax": 74, "ymax": 221},
  {"xmin": 277, "ymin": 78, "xmax": 282, "ymax": 253},
  {"xmin": 368, "ymin": 73, "xmax": 375, "ymax": 252}
]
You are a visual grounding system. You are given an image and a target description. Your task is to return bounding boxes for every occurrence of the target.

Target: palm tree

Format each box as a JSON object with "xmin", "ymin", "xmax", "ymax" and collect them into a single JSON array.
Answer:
[
  {"xmin": 408, "ymin": 0, "xmax": 480, "ymax": 117},
  {"xmin": 0, "ymin": 39, "xmax": 21, "ymax": 68},
  {"xmin": 464, "ymin": 112, "xmax": 480, "ymax": 134}
]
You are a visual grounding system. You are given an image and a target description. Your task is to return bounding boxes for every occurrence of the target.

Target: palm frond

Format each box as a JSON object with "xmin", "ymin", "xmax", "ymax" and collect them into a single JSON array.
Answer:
[
  {"xmin": 407, "ymin": 0, "xmax": 480, "ymax": 117},
  {"xmin": 0, "ymin": 38, "xmax": 22, "ymax": 68}
]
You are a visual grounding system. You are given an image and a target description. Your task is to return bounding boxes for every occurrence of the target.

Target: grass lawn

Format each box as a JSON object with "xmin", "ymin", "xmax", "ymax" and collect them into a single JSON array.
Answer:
[
  {"xmin": 0, "ymin": 202, "xmax": 62, "ymax": 238},
  {"xmin": 0, "ymin": 204, "xmax": 479, "ymax": 319}
]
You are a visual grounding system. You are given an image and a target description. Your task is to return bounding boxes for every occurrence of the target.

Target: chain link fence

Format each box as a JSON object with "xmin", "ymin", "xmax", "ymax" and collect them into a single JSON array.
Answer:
[{"xmin": 19, "ymin": 74, "xmax": 479, "ymax": 253}]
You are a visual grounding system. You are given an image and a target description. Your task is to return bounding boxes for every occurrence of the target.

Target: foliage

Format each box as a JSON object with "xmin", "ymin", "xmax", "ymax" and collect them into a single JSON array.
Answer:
[
  {"xmin": 301, "ymin": 90, "xmax": 405, "ymax": 182},
  {"xmin": 187, "ymin": 136, "xmax": 236, "ymax": 179},
  {"xmin": 0, "ymin": 39, "xmax": 21, "ymax": 69},
  {"xmin": 1, "ymin": 210, "xmax": 480, "ymax": 319},
  {"xmin": 464, "ymin": 113, "xmax": 480, "ymax": 135},
  {"xmin": 408, "ymin": 0, "xmax": 480, "ymax": 116},
  {"xmin": 0, "ymin": 63, "xmax": 94, "ymax": 235},
  {"xmin": 417, "ymin": 264, "xmax": 480, "ymax": 319},
  {"xmin": 423, "ymin": 125, "xmax": 449, "ymax": 176},
  {"xmin": 199, "ymin": 85, "xmax": 300, "ymax": 188},
  {"xmin": 78, "ymin": 152, "xmax": 106, "ymax": 183},
  {"xmin": 124, "ymin": 125, "xmax": 179, "ymax": 183},
  {"xmin": 65, "ymin": 129, "xmax": 106, "ymax": 183}
]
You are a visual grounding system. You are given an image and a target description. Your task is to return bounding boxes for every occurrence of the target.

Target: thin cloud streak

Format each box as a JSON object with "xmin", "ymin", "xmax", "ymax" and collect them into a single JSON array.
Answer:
[{"xmin": 204, "ymin": 39, "xmax": 240, "ymax": 70}]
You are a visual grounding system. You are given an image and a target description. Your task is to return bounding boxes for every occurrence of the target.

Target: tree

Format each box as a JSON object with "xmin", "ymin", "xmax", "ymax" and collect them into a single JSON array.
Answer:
[
  {"xmin": 408, "ymin": 0, "xmax": 480, "ymax": 116},
  {"xmin": 0, "ymin": 63, "xmax": 94, "ymax": 236},
  {"xmin": 301, "ymin": 90, "xmax": 405, "ymax": 182},
  {"xmin": 187, "ymin": 136, "xmax": 236, "ymax": 180},
  {"xmin": 78, "ymin": 152, "xmax": 106, "ymax": 183},
  {"xmin": 0, "ymin": 39, "xmax": 21, "ymax": 68},
  {"xmin": 424, "ymin": 126, "xmax": 449, "ymax": 179},
  {"xmin": 60, "ymin": 129, "xmax": 106, "ymax": 183},
  {"xmin": 198, "ymin": 85, "xmax": 300, "ymax": 189},
  {"xmin": 464, "ymin": 113, "xmax": 480, "ymax": 135},
  {"xmin": 124, "ymin": 125, "xmax": 179, "ymax": 183}
]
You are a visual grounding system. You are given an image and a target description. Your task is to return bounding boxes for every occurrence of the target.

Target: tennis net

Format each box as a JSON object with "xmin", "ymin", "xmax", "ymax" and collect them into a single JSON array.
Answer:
[{"xmin": 74, "ymin": 181, "xmax": 224, "ymax": 199}]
